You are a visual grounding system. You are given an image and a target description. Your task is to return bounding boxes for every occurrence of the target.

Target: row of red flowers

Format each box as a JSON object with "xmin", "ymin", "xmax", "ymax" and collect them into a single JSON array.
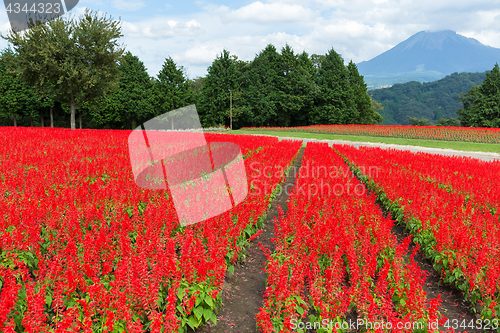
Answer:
[
  {"xmin": 360, "ymin": 148, "xmax": 500, "ymax": 214},
  {"xmin": 242, "ymin": 124, "xmax": 500, "ymax": 143},
  {"xmin": 333, "ymin": 144, "xmax": 500, "ymax": 320},
  {"xmin": 257, "ymin": 142, "xmax": 442, "ymax": 332},
  {"xmin": 0, "ymin": 127, "xmax": 301, "ymax": 332}
]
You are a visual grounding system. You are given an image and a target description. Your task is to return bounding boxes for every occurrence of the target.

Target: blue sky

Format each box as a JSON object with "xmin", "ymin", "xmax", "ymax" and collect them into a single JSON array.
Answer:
[{"xmin": 1, "ymin": 0, "xmax": 499, "ymax": 79}]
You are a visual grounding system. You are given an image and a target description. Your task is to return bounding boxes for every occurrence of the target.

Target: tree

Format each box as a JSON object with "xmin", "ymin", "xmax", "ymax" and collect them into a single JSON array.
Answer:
[
  {"xmin": 310, "ymin": 54, "xmax": 325, "ymax": 70},
  {"xmin": 92, "ymin": 51, "xmax": 154, "ymax": 129},
  {"xmin": 310, "ymin": 48, "xmax": 357, "ymax": 125},
  {"xmin": 0, "ymin": 49, "xmax": 43, "ymax": 126},
  {"xmin": 3, "ymin": 9, "xmax": 124, "ymax": 129},
  {"xmin": 241, "ymin": 44, "xmax": 280, "ymax": 127},
  {"xmin": 274, "ymin": 44, "xmax": 314, "ymax": 127},
  {"xmin": 197, "ymin": 49, "xmax": 239, "ymax": 126},
  {"xmin": 435, "ymin": 118, "xmax": 461, "ymax": 126},
  {"xmin": 458, "ymin": 63, "xmax": 500, "ymax": 127},
  {"xmin": 408, "ymin": 117, "xmax": 433, "ymax": 126},
  {"xmin": 347, "ymin": 60, "xmax": 383, "ymax": 124},
  {"xmin": 154, "ymin": 57, "xmax": 194, "ymax": 121},
  {"xmin": 187, "ymin": 77, "xmax": 206, "ymax": 105}
]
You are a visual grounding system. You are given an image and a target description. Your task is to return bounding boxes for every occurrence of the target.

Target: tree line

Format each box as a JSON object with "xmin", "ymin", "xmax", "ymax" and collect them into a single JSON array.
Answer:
[
  {"xmin": 195, "ymin": 45, "xmax": 383, "ymax": 128},
  {"xmin": 1, "ymin": 9, "xmax": 497, "ymax": 129},
  {"xmin": 0, "ymin": 9, "xmax": 383, "ymax": 130}
]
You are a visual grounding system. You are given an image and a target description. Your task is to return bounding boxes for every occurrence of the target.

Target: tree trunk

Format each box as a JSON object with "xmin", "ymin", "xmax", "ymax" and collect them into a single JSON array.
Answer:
[
  {"xmin": 79, "ymin": 110, "xmax": 82, "ymax": 129},
  {"xmin": 30, "ymin": 116, "xmax": 33, "ymax": 127},
  {"xmin": 50, "ymin": 107, "xmax": 54, "ymax": 127},
  {"xmin": 41, "ymin": 110, "xmax": 44, "ymax": 127},
  {"xmin": 131, "ymin": 119, "xmax": 136, "ymax": 130},
  {"xmin": 70, "ymin": 92, "xmax": 76, "ymax": 130},
  {"xmin": 13, "ymin": 114, "xmax": 17, "ymax": 127}
]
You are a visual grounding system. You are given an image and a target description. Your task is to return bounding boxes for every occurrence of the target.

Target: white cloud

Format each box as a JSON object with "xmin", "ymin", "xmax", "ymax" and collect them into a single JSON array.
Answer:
[
  {"xmin": 122, "ymin": 18, "xmax": 203, "ymax": 39},
  {"xmin": 114, "ymin": 0, "xmax": 500, "ymax": 78},
  {"xmin": 220, "ymin": 2, "xmax": 319, "ymax": 23},
  {"xmin": 178, "ymin": 45, "xmax": 224, "ymax": 65},
  {"xmin": 112, "ymin": 0, "xmax": 146, "ymax": 11}
]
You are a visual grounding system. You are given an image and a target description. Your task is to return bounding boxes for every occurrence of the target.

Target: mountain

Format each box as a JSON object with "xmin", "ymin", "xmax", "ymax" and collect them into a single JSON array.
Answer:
[
  {"xmin": 357, "ymin": 30, "xmax": 500, "ymax": 89},
  {"xmin": 369, "ymin": 71, "xmax": 487, "ymax": 125}
]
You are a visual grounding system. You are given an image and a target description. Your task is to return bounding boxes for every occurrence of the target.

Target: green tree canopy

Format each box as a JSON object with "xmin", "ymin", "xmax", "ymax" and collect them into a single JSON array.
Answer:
[
  {"xmin": 408, "ymin": 117, "xmax": 433, "ymax": 126},
  {"xmin": 458, "ymin": 63, "xmax": 500, "ymax": 127},
  {"xmin": 241, "ymin": 44, "xmax": 280, "ymax": 127},
  {"xmin": 154, "ymin": 57, "xmax": 194, "ymax": 121},
  {"xmin": 91, "ymin": 51, "xmax": 154, "ymax": 129},
  {"xmin": 274, "ymin": 44, "xmax": 314, "ymax": 127},
  {"xmin": 0, "ymin": 49, "xmax": 43, "ymax": 126},
  {"xmin": 310, "ymin": 48, "xmax": 357, "ymax": 125},
  {"xmin": 435, "ymin": 117, "xmax": 461, "ymax": 126},
  {"xmin": 2, "ymin": 9, "xmax": 124, "ymax": 129},
  {"xmin": 197, "ymin": 49, "xmax": 239, "ymax": 126},
  {"xmin": 347, "ymin": 60, "xmax": 383, "ymax": 124}
]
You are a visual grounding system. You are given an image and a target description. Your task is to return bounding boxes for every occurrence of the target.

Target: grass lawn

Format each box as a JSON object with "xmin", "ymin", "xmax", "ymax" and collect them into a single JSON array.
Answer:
[{"xmin": 233, "ymin": 129, "xmax": 500, "ymax": 154}]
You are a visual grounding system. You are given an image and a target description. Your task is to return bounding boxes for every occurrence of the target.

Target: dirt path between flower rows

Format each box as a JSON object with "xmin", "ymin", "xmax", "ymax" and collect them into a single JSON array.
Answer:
[
  {"xmin": 196, "ymin": 141, "xmax": 481, "ymax": 333},
  {"xmin": 198, "ymin": 147, "xmax": 305, "ymax": 333}
]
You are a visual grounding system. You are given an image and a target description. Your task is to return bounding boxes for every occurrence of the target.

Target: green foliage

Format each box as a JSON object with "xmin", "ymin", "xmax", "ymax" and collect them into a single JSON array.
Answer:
[
  {"xmin": 435, "ymin": 117, "xmax": 461, "ymax": 126},
  {"xmin": 408, "ymin": 117, "xmax": 433, "ymax": 126},
  {"xmin": 310, "ymin": 54, "xmax": 325, "ymax": 70},
  {"xmin": 0, "ymin": 49, "xmax": 43, "ymax": 126},
  {"xmin": 241, "ymin": 44, "xmax": 280, "ymax": 127},
  {"xmin": 370, "ymin": 72, "xmax": 487, "ymax": 125},
  {"xmin": 275, "ymin": 44, "xmax": 315, "ymax": 127},
  {"xmin": 154, "ymin": 57, "xmax": 194, "ymax": 119},
  {"xmin": 2, "ymin": 9, "xmax": 124, "ymax": 129},
  {"xmin": 458, "ymin": 63, "xmax": 500, "ymax": 127},
  {"xmin": 197, "ymin": 49, "xmax": 240, "ymax": 126},
  {"xmin": 91, "ymin": 51, "xmax": 154, "ymax": 129},
  {"xmin": 310, "ymin": 48, "xmax": 357, "ymax": 125},
  {"xmin": 347, "ymin": 60, "xmax": 383, "ymax": 124},
  {"xmin": 0, "ymin": 38, "xmax": 394, "ymax": 129},
  {"xmin": 187, "ymin": 77, "xmax": 206, "ymax": 105}
]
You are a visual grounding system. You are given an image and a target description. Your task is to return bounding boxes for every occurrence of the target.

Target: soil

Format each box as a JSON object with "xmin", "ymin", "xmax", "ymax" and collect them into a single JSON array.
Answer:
[
  {"xmin": 196, "ymin": 144, "xmax": 483, "ymax": 333},
  {"xmin": 197, "ymin": 147, "xmax": 305, "ymax": 333},
  {"xmin": 389, "ymin": 221, "xmax": 480, "ymax": 332}
]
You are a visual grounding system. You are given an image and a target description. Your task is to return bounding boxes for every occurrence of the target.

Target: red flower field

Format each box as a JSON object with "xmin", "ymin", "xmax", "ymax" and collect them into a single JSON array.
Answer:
[
  {"xmin": 1, "ymin": 127, "xmax": 499, "ymax": 332},
  {"xmin": 243, "ymin": 124, "xmax": 500, "ymax": 143}
]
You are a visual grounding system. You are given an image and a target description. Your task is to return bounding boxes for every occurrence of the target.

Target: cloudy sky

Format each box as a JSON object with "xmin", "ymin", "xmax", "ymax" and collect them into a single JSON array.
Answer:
[{"xmin": 1, "ymin": 0, "xmax": 499, "ymax": 79}]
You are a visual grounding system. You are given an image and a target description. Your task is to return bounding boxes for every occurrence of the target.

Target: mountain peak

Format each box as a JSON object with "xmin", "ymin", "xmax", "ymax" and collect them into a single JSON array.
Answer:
[
  {"xmin": 357, "ymin": 30, "xmax": 500, "ymax": 89},
  {"xmin": 403, "ymin": 30, "xmax": 484, "ymax": 51}
]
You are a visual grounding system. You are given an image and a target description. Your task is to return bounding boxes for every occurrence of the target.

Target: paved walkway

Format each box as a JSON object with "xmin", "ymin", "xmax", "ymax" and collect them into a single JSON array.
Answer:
[{"xmin": 269, "ymin": 136, "xmax": 500, "ymax": 162}]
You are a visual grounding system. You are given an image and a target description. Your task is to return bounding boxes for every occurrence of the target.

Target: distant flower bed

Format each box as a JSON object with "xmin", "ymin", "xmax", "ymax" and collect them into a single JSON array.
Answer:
[
  {"xmin": 203, "ymin": 126, "xmax": 230, "ymax": 132},
  {"xmin": 140, "ymin": 127, "xmax": 230, "ymax": 132},
  {"xmin": 242, "ymin": 124, "xmax": 500, "ymax": 144}
]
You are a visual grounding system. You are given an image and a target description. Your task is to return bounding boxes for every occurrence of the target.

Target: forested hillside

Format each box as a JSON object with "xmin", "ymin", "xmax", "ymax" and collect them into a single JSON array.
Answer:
[{"xmin": 371, "ymin": 72, "xmax": 486, "ymax": 125}]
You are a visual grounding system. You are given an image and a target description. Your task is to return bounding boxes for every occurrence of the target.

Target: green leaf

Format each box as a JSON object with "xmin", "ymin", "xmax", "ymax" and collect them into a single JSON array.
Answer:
[
  {"xmin": 187, "ymin": 315, "xmax": 197, "ymax": 329},
  {"xmin": 203, "ymin": 308, "xmax": 213, "ymax": 321},
  {"xmin": 193, "ymin": 307, "xmax": 203, "ymax": 320},
  {"xmin": 210, "ymin": 313, "xmax": 217, "ymax": 325},
  {"xmin": 195, "ymin": 293, "xmax": 205, "ymax": 306},
  {"xmin": 204, "ymin": 296, "xmax": 214, "ymax": 308}
]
